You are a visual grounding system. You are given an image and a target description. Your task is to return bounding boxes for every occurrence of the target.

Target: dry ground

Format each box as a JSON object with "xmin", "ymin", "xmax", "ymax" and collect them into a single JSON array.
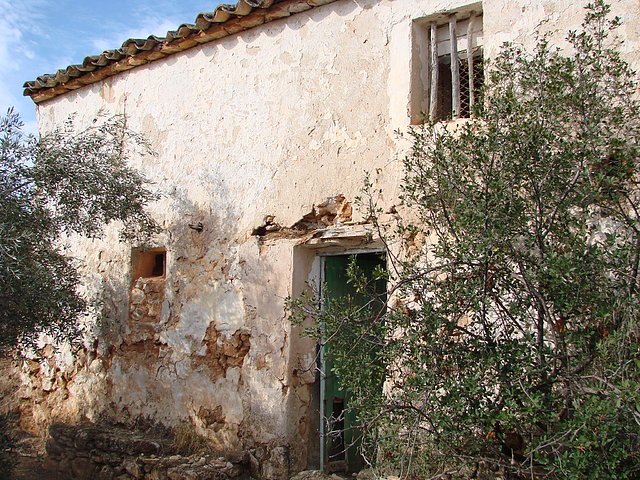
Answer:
[{"xmin": 12, "ymin": 430, "xmax": 69, "ymax": 480}]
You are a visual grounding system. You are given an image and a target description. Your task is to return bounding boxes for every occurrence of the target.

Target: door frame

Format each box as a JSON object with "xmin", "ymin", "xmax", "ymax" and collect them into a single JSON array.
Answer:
[{"xmin": 318, "ymin": 249, "xmax": 386, "ymax": 473}]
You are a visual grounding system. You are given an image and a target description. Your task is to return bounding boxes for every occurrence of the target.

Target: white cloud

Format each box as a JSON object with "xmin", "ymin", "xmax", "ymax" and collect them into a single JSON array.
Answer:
[
  {"xmin": 0, "ymin": 1, "xmax": 27, "ymax": 72},
  {"xmin": 0, "ymin": 0, "xmax": 47, "ymax": 121}
]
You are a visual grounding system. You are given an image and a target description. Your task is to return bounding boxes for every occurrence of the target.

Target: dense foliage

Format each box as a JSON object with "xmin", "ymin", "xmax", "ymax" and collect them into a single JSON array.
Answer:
[
  {"xmin": 0, "ymin": 110, "xmax": 158, "ymax": 351},
  {"xmin": 295, "ymin": 3, "xmax": 640, "ymax": 478}
]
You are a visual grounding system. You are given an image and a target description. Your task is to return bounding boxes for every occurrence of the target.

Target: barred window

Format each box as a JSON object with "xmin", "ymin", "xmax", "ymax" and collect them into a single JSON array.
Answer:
[{"xmin": 411, "ymin": 7, "xmax": 483, "ymax": 123}]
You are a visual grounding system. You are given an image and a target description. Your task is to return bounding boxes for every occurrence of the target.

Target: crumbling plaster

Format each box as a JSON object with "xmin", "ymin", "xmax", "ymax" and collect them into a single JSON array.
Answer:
[{"xmin": 23, "ymin": 0, "xmax": 640, "ymax": 478}]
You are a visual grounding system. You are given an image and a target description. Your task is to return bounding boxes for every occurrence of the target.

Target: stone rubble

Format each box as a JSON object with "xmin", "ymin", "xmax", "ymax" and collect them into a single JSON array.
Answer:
[{"xmin": 43, "ymin": 422, "xmax": 246, "ymax": 480}]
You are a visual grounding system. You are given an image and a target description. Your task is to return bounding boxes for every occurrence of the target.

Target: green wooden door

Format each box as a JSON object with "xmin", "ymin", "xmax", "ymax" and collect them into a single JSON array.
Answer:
[{"xmin": 322, "ymin": 252, "xmax": 386, "ymax": 473}]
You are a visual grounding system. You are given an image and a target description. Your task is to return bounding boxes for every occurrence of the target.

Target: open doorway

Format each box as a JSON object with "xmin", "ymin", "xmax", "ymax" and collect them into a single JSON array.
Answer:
[{"xmin": 320, "ymin": 252, "xmax": 386, "ymax": 473}]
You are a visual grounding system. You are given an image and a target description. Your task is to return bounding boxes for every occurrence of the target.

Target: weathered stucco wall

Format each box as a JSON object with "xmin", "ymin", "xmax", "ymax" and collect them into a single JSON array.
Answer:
[{"xmin": 22, "ymin": 0, "xmax": 640, "ymax": 478}]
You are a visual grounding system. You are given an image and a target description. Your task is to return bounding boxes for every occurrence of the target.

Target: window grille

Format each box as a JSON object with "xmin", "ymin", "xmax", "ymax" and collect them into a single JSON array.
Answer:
[
  {"xmin": 411, "ymin": 10, "xmax": 483, "ymax": 123},
  {"xmin": 429, "ymin": 13, "xmax": 483, "ymax": 120}
]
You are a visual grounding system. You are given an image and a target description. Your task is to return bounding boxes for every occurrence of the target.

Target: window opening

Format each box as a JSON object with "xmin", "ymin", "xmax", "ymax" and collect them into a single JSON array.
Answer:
[
  {"xmin": 431, "ymin": 13, "xmax": 483, "ymax": 120},
  {"xmin": 131, "ymin": 248, "xmax": 166, "ymax": 284},
  {"xmin": 128, "ymin": 248, "xmax": 167, "ymax": 326},
  {"xmin": 412, "ymin": 7, "xmax": 483, "ymax": 123}
]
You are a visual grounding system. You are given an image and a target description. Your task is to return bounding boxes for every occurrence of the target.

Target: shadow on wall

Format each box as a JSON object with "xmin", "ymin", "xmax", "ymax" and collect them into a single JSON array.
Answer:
[
  {"xmin": 16, "ymin": 157, "xmax": 253, "ymax": 431},
  {"xmin": 100, "ymin": 177, "xmax": 248, "ymax": 423}
]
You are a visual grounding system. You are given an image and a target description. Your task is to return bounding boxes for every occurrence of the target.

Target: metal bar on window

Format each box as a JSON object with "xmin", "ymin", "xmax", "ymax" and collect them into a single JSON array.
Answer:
[
  {"xmin": 429, "ymin": 22, "xmax": 438, "ymax": 120},
  {"xmin": 449, "ymin": 15, "xmax": 460, "ymax": 118},
  {"xmin": 467, "ymin": 14, "xmax": 475, "ymax": 111}
]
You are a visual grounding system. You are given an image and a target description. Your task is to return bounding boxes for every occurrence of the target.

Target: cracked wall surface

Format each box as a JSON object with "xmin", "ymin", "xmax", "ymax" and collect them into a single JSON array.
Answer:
[{"xmin": 19, "ymin": 1, "xmax": 640, "ymax": 479}]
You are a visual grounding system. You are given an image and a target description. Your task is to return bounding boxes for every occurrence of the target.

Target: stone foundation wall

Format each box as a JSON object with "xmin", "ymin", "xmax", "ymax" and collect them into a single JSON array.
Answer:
[{"xmin": 44, "ymin": 423, "xmax": 246, "ymax": 480}]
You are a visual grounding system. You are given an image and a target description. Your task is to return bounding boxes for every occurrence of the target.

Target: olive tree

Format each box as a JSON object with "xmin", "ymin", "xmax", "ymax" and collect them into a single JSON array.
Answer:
[
  {"xmin": 294, "ymin": 3, "xmax": 640, "ymax": 478},
  {"xmin": 0, "ymin": 110, "xmax": 158, "ymax": 351},
  {"xmin": 0, "ymin": 109, "xmax": 159, "ymax": 475}
]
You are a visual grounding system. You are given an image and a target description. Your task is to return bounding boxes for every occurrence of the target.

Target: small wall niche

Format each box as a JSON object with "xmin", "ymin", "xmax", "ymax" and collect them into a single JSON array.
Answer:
[{"xmin": 131, "ymin": 248, "xmax": 166, "ymax": 284}]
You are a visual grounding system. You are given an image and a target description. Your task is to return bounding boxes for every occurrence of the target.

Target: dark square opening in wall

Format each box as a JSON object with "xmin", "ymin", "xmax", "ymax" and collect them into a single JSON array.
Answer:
[{"xmin": 131, "ymin": 248, "xmax": 166, "ymax": 284}]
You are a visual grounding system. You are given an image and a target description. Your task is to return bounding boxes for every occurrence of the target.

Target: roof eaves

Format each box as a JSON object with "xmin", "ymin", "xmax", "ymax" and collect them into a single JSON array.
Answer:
[{"xmin": 24, "ymin": 0, "xmax": 338, "ymax": 103}]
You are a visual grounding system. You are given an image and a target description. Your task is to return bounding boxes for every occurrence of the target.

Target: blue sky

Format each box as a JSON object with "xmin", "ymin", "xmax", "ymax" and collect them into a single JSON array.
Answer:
[{"xmin": 1, "ymin": 0, "xmax": 220, "ymax": 133}]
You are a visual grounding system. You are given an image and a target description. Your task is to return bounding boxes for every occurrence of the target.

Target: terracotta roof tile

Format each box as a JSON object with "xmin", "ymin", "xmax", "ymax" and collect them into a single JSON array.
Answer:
[{"xmin": 24, "ymin": 0, "xmax": 338, "ymax": 103}]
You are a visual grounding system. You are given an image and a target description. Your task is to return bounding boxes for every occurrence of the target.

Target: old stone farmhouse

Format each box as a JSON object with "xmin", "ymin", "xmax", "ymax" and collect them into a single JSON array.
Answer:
[{"xmin": 21, "ymin": 0, "xmax": 640, "ymax": 478}]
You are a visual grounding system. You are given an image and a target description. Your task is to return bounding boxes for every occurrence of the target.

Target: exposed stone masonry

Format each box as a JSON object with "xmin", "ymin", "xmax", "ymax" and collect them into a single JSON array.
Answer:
[
  {"xmin": 192, "ymin": 325, "xmax": 251, "ymax": 381},
  {"xmin": 129, "ymin": 277, "xmax": 165, "ymax": 333},
  {"xmin": 43, "ymin": 423, "xmax": 246, "ymax": 480},
  {"xmin": 252, "ymin": 195, "xmax": 354, "ymax": 242}
]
